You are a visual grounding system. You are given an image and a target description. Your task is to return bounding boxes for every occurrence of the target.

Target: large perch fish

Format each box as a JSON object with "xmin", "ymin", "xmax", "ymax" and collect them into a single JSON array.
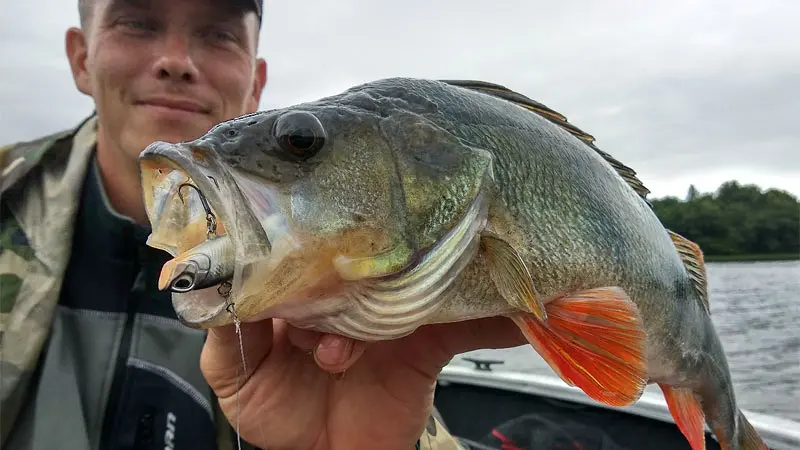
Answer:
[{"xmin": 139, "ymin": 78, "xmax": 767, "ymax": 450}]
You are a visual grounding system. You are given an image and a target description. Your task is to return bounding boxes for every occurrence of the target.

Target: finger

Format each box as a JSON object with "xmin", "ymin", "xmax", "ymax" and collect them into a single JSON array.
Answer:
[
  {"xmin": 286, "ymin": 325, "xmax": 322, "ymax": 354},
  {"xmin": 446, "ymin": 316, "xmax": 526, "ymax": 354},
  {"xmin": 418, "ymin": 316, "xmax": 527, "ymax": 368},
  {"xmin": 200, "ymin": 319, "xmax": 274, "ymax": 398},
  {"xmin": 312, "ymin": 334, "xmax": 368, "ymax": 374}
]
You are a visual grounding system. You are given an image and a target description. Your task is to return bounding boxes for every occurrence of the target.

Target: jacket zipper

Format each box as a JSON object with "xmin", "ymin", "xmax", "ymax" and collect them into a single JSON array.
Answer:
[{"xmin": 99, "ymin": 258, "xmax": 143, "ymax": 449}]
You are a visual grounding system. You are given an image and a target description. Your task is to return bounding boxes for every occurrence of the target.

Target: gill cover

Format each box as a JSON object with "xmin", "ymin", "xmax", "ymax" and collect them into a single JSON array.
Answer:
[{"xmin": 379, "ymin": 111, "xmax": 495, "ymax": 253}]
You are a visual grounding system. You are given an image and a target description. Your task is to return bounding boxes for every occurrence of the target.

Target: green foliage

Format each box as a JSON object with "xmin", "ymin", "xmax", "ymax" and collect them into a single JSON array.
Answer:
[{"xmin": 651, "ymin": 181, "xmax": 800, "ymax": 258}]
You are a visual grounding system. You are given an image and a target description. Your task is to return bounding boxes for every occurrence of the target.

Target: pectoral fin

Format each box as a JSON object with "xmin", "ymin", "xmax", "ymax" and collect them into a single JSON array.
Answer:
[
  {"xmin": 510, "ymin": 286, "xmax": 648, "ymax": 407},
  {"xmin": 333, "ymin": 243, "xmax": 413, "ymax": 281},
  {"xmin": 481, "ymin": 232, "xmax": 546, "ymax": 321}
]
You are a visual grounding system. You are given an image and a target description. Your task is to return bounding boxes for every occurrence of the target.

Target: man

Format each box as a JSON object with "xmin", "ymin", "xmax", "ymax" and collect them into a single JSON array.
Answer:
[{"xmin": 0, "ymin": 0, "xmax": 525, "ymax": 449}]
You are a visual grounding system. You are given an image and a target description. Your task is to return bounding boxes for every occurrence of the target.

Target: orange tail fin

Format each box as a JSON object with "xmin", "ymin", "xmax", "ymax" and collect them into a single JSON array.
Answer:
[
  {"xmin": 660, "ymin": 384, "xmax": 706, "ymax": 450},
  {"xmin": 510, "ymin": 286, "xmax": 647, "ymax": 407}
]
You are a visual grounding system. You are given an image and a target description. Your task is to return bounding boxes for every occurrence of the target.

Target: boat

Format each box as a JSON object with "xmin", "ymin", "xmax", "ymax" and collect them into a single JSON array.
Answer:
[{"xmin": 433, "ymin": 357, "xmax": 800, "ymax": 450}]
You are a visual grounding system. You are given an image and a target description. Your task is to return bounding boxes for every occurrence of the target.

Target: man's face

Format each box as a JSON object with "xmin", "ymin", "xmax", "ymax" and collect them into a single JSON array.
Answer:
[{"xmin": 66, "ymin": 0, "xmax": 267, "ymax": 161}]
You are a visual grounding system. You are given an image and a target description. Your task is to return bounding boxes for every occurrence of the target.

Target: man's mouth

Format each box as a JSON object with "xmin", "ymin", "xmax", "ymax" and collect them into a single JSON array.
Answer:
[{"xmin": 136, "ymin": 97, "xmax": 211, "ymax": 115}]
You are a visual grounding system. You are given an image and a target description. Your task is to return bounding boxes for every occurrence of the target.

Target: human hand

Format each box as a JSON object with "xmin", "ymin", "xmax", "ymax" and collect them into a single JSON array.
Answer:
[{"xmin": 200, "ymin": 317, "xmax": 526, "ymax": 450}]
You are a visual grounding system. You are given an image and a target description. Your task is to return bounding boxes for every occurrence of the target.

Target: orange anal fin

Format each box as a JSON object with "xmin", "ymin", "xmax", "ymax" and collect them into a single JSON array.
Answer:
[
  {"xmin": 510, "ymin": 286, "xmax": 648, "ymax": 407},
  {"xmin": 660, "ymin": 384, "xmax": 706, "ymax": 450}
]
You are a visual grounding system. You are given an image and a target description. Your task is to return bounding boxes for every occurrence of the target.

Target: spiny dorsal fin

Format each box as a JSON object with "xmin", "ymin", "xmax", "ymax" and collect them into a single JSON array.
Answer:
[
  {"xmin": 439, "ymin": 79, "xmax": 651, "ymax": 202},
  {"xmin": 667, "ymin": 230, "xmax": 710, "ymax": 314}
]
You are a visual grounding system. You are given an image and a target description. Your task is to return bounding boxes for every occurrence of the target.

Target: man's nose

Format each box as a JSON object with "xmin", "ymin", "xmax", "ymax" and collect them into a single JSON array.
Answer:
[{"xmin": 152, "ymin": 33, "xmax": 200, "ymax": 83}]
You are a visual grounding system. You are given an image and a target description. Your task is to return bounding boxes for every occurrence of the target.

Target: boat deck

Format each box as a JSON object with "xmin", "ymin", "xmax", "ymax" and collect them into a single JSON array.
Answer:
[{"xmin": 434, "ymin": 361, "xmax": 800, "ymax": 450}]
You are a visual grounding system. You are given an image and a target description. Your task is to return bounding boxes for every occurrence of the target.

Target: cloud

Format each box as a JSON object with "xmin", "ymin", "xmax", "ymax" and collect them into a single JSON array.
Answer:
[{"xmin": 2, "ymin": 0, "xmax": 798, "ymax": 199}]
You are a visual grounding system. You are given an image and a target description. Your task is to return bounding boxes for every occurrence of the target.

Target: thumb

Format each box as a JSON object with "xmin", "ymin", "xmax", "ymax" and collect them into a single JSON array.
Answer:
[{"xmin": 200, "ymin": 318, "xmax": 274, "ymax": 398}]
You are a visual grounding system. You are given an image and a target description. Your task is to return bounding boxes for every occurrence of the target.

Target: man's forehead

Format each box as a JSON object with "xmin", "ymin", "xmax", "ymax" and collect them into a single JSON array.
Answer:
[{"xmin": 103, "ymin": 0, "xmax": 262, "ymax": 22}]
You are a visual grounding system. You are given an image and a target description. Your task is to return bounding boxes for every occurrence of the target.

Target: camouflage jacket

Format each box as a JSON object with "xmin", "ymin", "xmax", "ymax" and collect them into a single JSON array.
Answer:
[{"xmin": 0, "ymin": 115, "xmax": 464, "ymax": 450}]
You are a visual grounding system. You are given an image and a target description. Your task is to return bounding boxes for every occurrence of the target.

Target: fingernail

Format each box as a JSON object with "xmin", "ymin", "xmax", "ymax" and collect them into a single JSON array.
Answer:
[{"xmin": 314, "ymin": 335, "xmax": 353, "ymax": 366}]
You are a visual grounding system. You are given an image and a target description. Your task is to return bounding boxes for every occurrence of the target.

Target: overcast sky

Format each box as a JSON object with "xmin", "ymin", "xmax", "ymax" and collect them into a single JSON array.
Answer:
[{"xmin": 2, "ymin": 0, "xmax": 798, "ymax": 199}]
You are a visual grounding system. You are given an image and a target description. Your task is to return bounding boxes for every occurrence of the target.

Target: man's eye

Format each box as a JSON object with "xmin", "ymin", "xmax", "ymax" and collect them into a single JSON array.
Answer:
[
  {"xmin": 207, "ymin": 29, "xmax": 236, "ymax": 42},
  {"xmin": 116, "ymin": 17, "xmax": 157, "ymax": 32}
]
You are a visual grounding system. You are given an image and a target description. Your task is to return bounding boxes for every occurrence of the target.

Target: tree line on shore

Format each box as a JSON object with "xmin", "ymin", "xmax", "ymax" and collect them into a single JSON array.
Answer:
[{"xmin": 650, "ymin": 181, "xmax": 799, "ymax": 259}]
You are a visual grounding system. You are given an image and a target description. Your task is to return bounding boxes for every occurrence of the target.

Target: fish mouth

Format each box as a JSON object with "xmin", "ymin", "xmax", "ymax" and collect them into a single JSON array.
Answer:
[
  {"xmin": 140, "ymin": 141, "xmax": 232, "ymax": 255},
  {"xmin": 139, "ymin": 141, "xmax": 269, "ymax": 328},
  {"xmin": 140, "ymin": 139, "xmax": 343, "ymax": 330}
]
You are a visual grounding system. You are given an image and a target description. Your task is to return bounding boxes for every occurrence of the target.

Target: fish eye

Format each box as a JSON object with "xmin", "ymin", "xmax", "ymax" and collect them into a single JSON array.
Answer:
[{"xmin": 273, "ymin": 111, "xmax": 327, "ymax": 158}]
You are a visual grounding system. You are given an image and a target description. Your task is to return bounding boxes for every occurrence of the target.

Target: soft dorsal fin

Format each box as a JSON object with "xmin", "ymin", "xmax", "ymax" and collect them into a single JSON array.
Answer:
[
  {"xmin": 667, "ymin": 230, "xmax": 710, "ymax": 314},
  {"xmin": 439, "ymin": 79, "xmax": 651, "ymax": 202}
]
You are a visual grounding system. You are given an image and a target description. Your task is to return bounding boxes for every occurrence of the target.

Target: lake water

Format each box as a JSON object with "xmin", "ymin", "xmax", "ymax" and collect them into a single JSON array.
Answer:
[{"xmin": 451, "ymin": 260, "xmax": 800, "ymax": 422}]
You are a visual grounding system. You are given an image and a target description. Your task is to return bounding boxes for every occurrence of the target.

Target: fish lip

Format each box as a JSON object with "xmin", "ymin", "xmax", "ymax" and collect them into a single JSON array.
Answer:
[
  {"xmin": 171, "ymin": 287, "xmax": 233, "ymax": 329},
  {"xmin": 139, "ymin": 141, "xmax": 239, "ymax": 327}
]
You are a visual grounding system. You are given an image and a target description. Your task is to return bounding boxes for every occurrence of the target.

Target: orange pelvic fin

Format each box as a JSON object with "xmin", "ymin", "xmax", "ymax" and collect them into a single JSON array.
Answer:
[
  {"xmin": 510, "ymin": 286, "xmax": 647, "ymax": 407},
  {"xmin": 660, "ymin": 384, "xmax": 706, "ymax": 450}
]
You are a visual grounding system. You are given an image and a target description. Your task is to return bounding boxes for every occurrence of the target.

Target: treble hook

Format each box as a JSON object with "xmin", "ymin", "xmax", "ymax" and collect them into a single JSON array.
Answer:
[{"xmin": 178, "ymin": 182, "xmax": 217, "ymax": 238}]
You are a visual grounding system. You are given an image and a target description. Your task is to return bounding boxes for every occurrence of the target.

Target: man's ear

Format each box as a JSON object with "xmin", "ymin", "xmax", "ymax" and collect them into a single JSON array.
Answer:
[
  {"xmin": 65, "ymin": 27, "xmax": 92, "ymax": 96},
  {"xmin": 248, "ymin": 57, "xmax": 268, "ymax": 112}
]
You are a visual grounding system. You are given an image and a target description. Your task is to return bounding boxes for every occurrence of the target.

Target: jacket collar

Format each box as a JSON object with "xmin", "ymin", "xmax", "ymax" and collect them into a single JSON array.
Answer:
[{"xmin": 8, "ymin": 115, "xmax": 99, "ymax": 272}]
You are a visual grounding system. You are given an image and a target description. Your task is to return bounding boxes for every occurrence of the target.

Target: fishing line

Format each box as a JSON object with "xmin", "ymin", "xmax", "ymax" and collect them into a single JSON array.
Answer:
[
  {"xmin": 220, "ymin": 281, "xmax": 246, "ymax": 450},
  {"xmin": 176, "ymin": 179, "xmax": 245, "ymax": 448}
]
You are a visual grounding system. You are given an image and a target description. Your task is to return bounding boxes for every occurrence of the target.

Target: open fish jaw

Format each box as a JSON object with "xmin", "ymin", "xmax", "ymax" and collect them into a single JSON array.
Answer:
[
  {"xmin": 140, "ymin": 156, "xmax": 223, "ymax": 257},
  {"xmin": 140, "ymin": 144, "xmax": 236, "ymax": 249},
  {"xmin": 140, "ymin": 140, "xmax": 341, "ymax": 329},
  {"xmin": 140, "ymin": 141, "xmax": 273, "ymax": 327}
]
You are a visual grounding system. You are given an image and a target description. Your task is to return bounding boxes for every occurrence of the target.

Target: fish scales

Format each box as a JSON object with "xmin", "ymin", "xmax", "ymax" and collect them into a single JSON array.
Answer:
[
  {"xmin": 140, "ymin": 77, "xmax": 769, "ymax": 450},
  {"xmin": 396, "ymin": 81, "xmax": 683, "ymax": 304}
]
